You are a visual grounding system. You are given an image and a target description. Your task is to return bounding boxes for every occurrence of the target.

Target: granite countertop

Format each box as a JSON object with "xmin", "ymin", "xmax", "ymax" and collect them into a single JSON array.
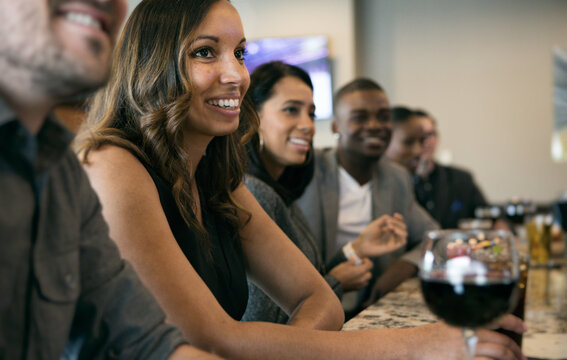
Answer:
[
  {"xmin": 522, "ymin": 264, "xmax": 567, "ymax": 359},
  {"xmin": 341, "ymin": 277, "xmax": 434, "ymax": 331},
  {"xmin": 343, "ymin": 260, "xmax": 567, "ymax": 360}
]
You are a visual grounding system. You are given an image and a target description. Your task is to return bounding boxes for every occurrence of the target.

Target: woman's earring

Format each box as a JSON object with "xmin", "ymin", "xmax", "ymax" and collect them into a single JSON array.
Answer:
[
  {"xmin": 259, "ymin": 133, "xmax": 265, "ymax": 151},
  {"xmin": 333, "ymin": 133, "xmax": 340, "ymax": 140}
]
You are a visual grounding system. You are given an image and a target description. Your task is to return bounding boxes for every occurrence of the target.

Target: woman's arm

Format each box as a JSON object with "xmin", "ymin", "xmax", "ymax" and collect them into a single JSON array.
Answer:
[
  {"xmin": 83, "ymin": 146, "xmax": 524, "ymax": 360},
  {"xmin": 168, "ymin": 345, "xmax": 224, "ymax": 359}
]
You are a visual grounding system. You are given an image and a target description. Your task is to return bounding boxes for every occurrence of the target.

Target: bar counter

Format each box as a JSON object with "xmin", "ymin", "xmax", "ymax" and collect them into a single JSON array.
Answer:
[{"xmin": 343, "ymin": 258, "xmax": 567, "ymax": 360}]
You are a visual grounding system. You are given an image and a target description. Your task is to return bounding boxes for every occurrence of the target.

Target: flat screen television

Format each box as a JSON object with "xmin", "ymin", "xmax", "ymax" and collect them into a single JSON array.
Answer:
[{"xmin": 244, "ymin": 35, "xmax": 333, "ymax": 120}]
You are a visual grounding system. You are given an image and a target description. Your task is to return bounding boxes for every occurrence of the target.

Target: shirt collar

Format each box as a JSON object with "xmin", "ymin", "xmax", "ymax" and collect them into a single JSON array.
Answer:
[
  {"xmin": 0, "ymin": 96, "xmax": 18, "ymax": 127},
  {"xmin": 38, "ymin": 112, "xmax": 75, "ymax": 165},
  {"xmin": 0, "ymin": 96, "xmax": 75, "ymax": 168}
]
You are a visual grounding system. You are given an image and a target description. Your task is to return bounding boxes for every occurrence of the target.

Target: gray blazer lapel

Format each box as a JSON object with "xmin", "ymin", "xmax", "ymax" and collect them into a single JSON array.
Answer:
[
  {"xmin": 320, "ymin": 150, "xmax": 340, "ymax": 262},
  {"xmin": 372, "ymin": 159, "xmax": 392, "ymax": 219},
  {"xmin": 370, "ymin": 159, "xmax": 410, "ymax": 272}
]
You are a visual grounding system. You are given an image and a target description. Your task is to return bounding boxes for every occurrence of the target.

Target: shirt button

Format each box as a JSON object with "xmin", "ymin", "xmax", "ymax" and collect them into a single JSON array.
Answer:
[
  {"xmin": 424, "ymin": 183, "xmax": 432, "ymax": 191},
  {"xmin": 426, "ymin": 201, "xmax": 435, "ymax": 210}
]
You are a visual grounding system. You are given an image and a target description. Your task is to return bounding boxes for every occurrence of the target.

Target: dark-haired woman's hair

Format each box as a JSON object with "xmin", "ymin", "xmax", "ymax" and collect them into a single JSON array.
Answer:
[
  {"xmin": 244, "ymin": 61, "xmax": 315, "ymax": 205},
  {"xmin": 75, "ymin": 0, "xmax": 258, "ymax": 253}
]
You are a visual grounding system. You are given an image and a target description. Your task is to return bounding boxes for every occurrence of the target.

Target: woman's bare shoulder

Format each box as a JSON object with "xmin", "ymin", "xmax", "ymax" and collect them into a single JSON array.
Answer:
[
  {"xmin": 81, "ymin": 145, "xmax": 155, "ymax": 196},
  {"xmin": 82, "ymin": 144, "xmax": 140, "ymax": 169}
]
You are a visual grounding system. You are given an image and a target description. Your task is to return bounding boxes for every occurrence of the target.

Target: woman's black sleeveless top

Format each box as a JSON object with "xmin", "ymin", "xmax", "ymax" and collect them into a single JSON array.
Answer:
[{"xmin": 142, "ymin": 163, "xmax": 248, "ymax": 320}]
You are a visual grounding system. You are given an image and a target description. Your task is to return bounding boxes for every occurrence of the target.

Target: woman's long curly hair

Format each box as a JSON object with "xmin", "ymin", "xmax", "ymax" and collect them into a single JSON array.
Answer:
[{"xmin": 75, "ymin": 0, "xmax": 258, "ymax": 254}]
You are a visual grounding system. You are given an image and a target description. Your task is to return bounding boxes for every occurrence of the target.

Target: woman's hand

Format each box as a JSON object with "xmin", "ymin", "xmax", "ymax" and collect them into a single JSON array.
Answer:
[
  {"xmin": 473, "ymin": 314, "xmax": 527, "ymax": 360},
  {"xmin": 408, "ymin": 315, "xmax": 526, "ymax": 360},
  {"xmin": 352, "ymin": 213, "xmax": 408, "ymax": 258},
  {"xmin": 328, "ymin": 258, "xmax": 373, "ymax": 291}
]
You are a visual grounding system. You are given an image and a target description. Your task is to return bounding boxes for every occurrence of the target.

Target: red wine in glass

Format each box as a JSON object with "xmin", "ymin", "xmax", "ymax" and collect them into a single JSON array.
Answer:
[
  {"xmin": 420, "ymin": 230, "xmax": 520, "ymax": 360},
  {"xmin": 421, "ymin": 275, "xmax": 519, "ymax": 328}
]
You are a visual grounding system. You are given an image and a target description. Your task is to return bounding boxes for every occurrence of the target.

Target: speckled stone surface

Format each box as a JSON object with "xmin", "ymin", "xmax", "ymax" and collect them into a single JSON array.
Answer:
[
  {"xmin": 522, "ymin": 264, "xmax": 567, "ymax": 359},
  {"xmin": 341, "ymin": 278, "xmax": 436, "ymax": 331},
  {"xmin": 343, "ymin": 260, "xmax": 567, "ymax": 359}
]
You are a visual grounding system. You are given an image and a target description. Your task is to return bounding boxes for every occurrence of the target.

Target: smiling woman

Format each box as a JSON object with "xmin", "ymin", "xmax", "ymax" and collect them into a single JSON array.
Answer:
[{"xmin": 74, "ymin": 0, "xmax": 346, "ymax": 355}]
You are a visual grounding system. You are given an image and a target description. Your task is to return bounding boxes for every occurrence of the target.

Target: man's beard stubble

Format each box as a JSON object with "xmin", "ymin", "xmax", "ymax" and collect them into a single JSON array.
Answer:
[
  {"xmin": 16, "ymin": 0, "xmax": 112, "ymax": 101},
  {"xmin": 32, "ymin": 35, "xmax": 110, "ymax": 102}
]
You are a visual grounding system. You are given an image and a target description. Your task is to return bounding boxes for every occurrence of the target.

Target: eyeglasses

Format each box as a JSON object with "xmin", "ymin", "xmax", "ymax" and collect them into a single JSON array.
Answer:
[{"xmin": 422, "ymin": 130, "xmax": 437, "ymax": 140}]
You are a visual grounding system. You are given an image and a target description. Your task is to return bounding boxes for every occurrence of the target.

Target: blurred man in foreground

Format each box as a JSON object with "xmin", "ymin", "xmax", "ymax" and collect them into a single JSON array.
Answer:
[{"xmin": 0, "ymin": 0, "xmax": 218, "ymax": 358}]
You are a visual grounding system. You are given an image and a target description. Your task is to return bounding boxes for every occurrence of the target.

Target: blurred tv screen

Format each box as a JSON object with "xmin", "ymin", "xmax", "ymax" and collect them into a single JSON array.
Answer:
[{"xmin": 245, "ymin": 35, "xmax": 333, "ymax": 120}]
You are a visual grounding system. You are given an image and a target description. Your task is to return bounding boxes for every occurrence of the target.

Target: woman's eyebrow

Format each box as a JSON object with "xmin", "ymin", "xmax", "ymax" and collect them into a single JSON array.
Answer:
[
  {"xmin": 190, "ymin": 36, "xmax": 247, "ymax": 45},
  {"xmin": 283, "ymin": 100, "xmax": 305, "ymax": 106},
  {"xmin": 190, "ymin": 35, "xmax": 220, "ymax": 45}
]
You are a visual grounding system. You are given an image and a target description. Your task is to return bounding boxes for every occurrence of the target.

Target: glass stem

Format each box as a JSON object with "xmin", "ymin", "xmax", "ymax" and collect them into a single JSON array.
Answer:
[{"xmin": 462, "ymin": 327, "xmax": 478, "ymax": 360}]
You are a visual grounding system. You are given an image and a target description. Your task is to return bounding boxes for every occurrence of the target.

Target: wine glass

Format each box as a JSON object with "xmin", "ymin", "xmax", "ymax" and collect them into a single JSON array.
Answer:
[{"xmin": 420, "ymin": 229, "xmax": 520, "ymax": 359}]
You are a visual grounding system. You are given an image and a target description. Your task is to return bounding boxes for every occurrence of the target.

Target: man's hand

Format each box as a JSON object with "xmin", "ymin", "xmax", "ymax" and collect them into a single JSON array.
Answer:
[
  {"xmin": 352, "ymin": 213, "xmax": 407, "ymax": 258},
  {"xmin": 329, "ymin": 258, "xmax": 374, "ymax": 291}
]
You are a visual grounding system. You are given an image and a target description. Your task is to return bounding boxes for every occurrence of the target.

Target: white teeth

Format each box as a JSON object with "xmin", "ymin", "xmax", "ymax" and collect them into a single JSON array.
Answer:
[
  {"xmin": 207, "ymin": 99, "xmax": 239, "ymax": 109},
  {"xmin": 65, "ymin": 12, "xmax": 102, "ymax": 30},
  {"xmin": 289, "ymin": 138, "xmax": 309, "ymax": 146},
  {"xmin": 363, "ymin": 137, "xmax": 382, "ymax": 145}
]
